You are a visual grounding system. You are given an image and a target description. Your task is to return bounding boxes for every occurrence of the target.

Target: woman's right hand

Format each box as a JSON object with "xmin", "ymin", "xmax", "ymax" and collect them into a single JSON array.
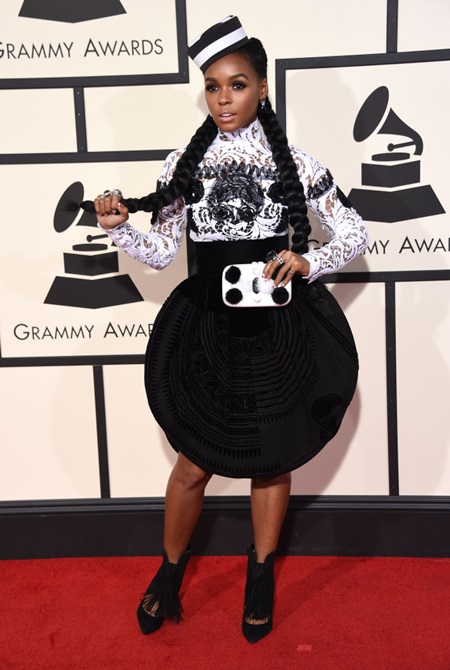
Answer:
[{"xmin": 94, "ymin": 191, "xmax": 129, "ymax": 230}]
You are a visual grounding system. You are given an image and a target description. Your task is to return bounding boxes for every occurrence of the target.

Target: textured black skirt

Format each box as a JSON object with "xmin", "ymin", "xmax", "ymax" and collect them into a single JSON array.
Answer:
[{"xmin": 144, "ymin": 236, "xmax": 358, "ymax": 478}]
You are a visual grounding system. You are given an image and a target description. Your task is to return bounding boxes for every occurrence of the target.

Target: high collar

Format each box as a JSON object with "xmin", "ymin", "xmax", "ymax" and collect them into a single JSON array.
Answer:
[{"xmin": 216, "ymin": 118, "xmax": 270, "ymax": 151}]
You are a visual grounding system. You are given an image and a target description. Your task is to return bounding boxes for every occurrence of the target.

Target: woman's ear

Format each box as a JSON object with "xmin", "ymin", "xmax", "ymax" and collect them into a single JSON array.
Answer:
[{"xmin": 260, "ymin": 78, "xmax": 268, "ymax": 100}]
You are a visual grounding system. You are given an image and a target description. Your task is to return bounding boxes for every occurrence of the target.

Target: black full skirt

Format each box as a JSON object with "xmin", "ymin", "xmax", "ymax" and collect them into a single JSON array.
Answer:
[{"xmin": 144, "ymin": 272, "xmax": 358, "ymax": 479}]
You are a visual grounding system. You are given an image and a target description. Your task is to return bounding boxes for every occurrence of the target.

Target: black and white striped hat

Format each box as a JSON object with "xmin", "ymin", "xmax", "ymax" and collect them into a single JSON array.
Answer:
[{"xmin": 188, "ymin": 16, "xmax": 249, "ymax": 73}]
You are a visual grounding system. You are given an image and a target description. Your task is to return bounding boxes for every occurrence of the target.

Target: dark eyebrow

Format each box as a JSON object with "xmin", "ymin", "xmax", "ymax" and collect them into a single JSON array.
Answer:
[{"xmin": 204, "ymin": 73, "xmax": 250, "ymax": 83}]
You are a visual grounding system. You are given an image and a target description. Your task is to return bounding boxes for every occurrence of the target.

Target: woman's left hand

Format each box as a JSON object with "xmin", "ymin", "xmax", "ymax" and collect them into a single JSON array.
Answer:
[{"xmin": 262, "ymin": 250, "xmax": 310, "ymax": 286}]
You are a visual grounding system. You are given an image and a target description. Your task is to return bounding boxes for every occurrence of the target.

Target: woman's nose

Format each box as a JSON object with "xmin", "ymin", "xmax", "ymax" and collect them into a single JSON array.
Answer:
[{"xmin": 219, "ymin": 89, "xmax": 231, "ymax": 105}]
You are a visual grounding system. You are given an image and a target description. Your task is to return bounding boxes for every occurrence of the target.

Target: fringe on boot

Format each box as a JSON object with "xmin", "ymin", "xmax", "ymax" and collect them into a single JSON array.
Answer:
[
  {"xmin": 137, "ymin": 547, "xmax": 191, "ymax": 635},
  {"xmin": 242, "ymin": 544, "xmax": 276, "ymax": 644}
]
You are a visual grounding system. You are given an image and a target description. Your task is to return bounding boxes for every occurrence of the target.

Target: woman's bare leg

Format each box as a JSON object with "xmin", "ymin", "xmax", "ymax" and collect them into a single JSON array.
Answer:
[
  {"xmin": 163, "ymin": 452, "xmax": 213, "ymax": 563},
  {"xmin": 245, "ymin": 472, "xmax": 291, "ymax": 627},
  {"xmin": 250, "ymin": 472, "xmax": 291, "ymax": 561}
]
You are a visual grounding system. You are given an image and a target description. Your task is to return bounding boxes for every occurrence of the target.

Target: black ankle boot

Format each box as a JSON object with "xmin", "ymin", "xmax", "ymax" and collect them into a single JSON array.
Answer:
[
  {"xmin": 242, "ymin": 544, "xmax": 276, "ymax": 644},
  {"xmin": 137, "ymin": 547, "xmax": 191, "ymax": 635}
]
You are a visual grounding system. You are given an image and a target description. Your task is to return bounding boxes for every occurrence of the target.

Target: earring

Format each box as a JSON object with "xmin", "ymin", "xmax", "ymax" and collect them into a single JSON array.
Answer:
[{"xmin": 259, "ymin": 98, "xmax": 267, "ymax": 110}]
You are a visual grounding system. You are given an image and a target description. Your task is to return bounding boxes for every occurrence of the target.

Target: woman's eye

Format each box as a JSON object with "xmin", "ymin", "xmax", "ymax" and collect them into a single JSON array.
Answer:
[{"xmin": 204, "ymin": 82, "xmax": 246, "ymax": 92}]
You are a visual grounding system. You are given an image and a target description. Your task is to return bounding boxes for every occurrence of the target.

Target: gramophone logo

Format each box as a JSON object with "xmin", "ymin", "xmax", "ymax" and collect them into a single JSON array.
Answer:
[
  {"xmin": 45, "ymin": 182, "xmax": 143, "ymax": 309},
  {"xmin": 348, "ymin": 86, "xmax": 445, "ymax": 223},
  {"xmin": 19, "ymin": 0, "xmax": 126, "ymax": 23}
]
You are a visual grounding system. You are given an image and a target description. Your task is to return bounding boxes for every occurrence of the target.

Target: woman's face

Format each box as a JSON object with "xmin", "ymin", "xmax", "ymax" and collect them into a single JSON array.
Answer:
[{"xmin": 204, "ymin": 52, "xmax": 268, "ymax": 133}]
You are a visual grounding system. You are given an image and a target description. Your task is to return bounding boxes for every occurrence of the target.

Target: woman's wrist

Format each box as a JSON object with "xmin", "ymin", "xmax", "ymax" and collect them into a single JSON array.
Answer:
[{"xmin": 97, "ymin": 218, "xmax": 128, "ymax": 232}]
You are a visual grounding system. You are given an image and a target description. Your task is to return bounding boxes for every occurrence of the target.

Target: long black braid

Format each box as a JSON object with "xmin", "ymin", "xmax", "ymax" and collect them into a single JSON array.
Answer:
[
  {"xmin": 80, "ymin": 115, "xmax": 217, "ymax": 218},
  {"xmin": 237, "ymin": 38, "xmax": 311, "ymax": 255},
  {"xmin": 124, "ymin": 115, "xmax": 217, "ymax": 215},
  {"xmin": 81, "ymin": 38, "xmax": 311, "ymax": 256},
  {"xmin": 257, "ymin": 97, "xmax": 311, "ymax": 254}
]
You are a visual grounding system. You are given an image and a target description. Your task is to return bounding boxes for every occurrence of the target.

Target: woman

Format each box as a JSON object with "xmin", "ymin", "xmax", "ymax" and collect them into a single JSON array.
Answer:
[{"xmin": 90, "ymin": 16, "xmax": 368, "ymax": 643}]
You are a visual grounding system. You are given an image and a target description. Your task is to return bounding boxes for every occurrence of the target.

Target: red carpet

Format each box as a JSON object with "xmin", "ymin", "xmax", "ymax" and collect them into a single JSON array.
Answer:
[{"xmin": 1, "ymin": 555, "xmax": 450, "ymax": 670}]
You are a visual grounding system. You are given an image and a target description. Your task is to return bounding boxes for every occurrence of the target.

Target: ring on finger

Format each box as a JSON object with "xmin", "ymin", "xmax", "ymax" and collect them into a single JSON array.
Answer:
[
  {"xmin": 265, "ymin": 249, "xmax": 285, "ymax": 265},
  {"xmin": 102, "ymin": 189, "xmax": 112, "ymax": 197},
  {"xmin": 111, "ymin": 188, "xmax": 122, "ymax": 196},
  {"xmin": 287, "ymin": 270, "xmax": 295, "ymax": 275}
]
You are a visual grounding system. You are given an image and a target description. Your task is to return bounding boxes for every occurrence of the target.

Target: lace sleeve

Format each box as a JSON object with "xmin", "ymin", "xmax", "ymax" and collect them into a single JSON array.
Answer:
[
  {"xmin": 99, "ymin": 148, "xmax": 188, "ymax": 270},
  {"xmin": 292, "ymin": 148, "xmax": 369, "ymax": 282}
]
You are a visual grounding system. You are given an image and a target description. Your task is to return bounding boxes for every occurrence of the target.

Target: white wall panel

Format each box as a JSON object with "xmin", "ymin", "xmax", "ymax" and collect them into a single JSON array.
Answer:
[
  {"xmin": 286, "ymin": 61, "xmax": 450, "ymax": 275},
  {"xmin": 397, "ymin": 281, "xmax": 450, "ymax": 495},
  {"xmin": 0, "ymin": 89, "xmax": 77, "ymax": 153},
  {"xmin": 85, "ymin": 85, "xmax": 208, "ymax": 152},
  {"xmin": 398, "ymin": 0, "xmax": 450, "ymax": 52},
  {"xmin": 1, "ymin": 0, "xmax": 178, "ymax": 80},
  {"xmin": 0, "ymin": 161, "xmax": 188, "ymax": 360},
  {"xmin": 0, "ymin": 366, "xmax": 100, "ymax": 500},
  {"xmin": 104, "ymin": 364, "xmax": 172, "ymax": 498},
  {"xmin": 188, "ymin": 0, "xmax": 386, "ymax": 60}
]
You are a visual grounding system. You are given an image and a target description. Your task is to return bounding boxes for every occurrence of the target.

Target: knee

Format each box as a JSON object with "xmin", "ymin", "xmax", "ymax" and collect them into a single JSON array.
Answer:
[
  {"xmin": 252, "ymin": 472, "xmax": 292, "ymax": 488},
  {"xmin": 173, "ymin": 454, "xmax": 212, "ymax": 491}
]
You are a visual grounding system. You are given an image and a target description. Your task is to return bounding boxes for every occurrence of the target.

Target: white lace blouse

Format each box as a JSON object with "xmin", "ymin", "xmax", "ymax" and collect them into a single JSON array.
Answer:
[{"xmin": 101, "ymin": 119, "xmax": 368, "ymax": 282}]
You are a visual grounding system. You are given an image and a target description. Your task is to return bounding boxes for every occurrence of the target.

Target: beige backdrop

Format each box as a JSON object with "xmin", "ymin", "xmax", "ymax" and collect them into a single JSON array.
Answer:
[{"xmin": 1, "ymin": 0, "xmax": 449, "ymax": 500}]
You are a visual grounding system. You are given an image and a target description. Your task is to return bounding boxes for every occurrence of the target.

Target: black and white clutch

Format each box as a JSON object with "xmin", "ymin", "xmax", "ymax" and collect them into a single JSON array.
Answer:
[{"xmin": 222, "ymin": 262, "xmax": 292, "ymax": 307}]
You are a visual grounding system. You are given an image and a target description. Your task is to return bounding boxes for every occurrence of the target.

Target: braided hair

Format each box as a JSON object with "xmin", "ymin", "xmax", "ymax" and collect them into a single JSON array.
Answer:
[
  {"xmin": 237, "ymin": 38, "xmax": 311, "ymax": 255},
  {"xmin": 81, "ymin": 38, "xmax": 311, "ymax": 255},
  {"xmin": 80, "ymin": 116, "xmax": 217, "ymax": 221},
  {"xmin": 256, "ymin": 97, "xmax": 311, "ymax": 254}
]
